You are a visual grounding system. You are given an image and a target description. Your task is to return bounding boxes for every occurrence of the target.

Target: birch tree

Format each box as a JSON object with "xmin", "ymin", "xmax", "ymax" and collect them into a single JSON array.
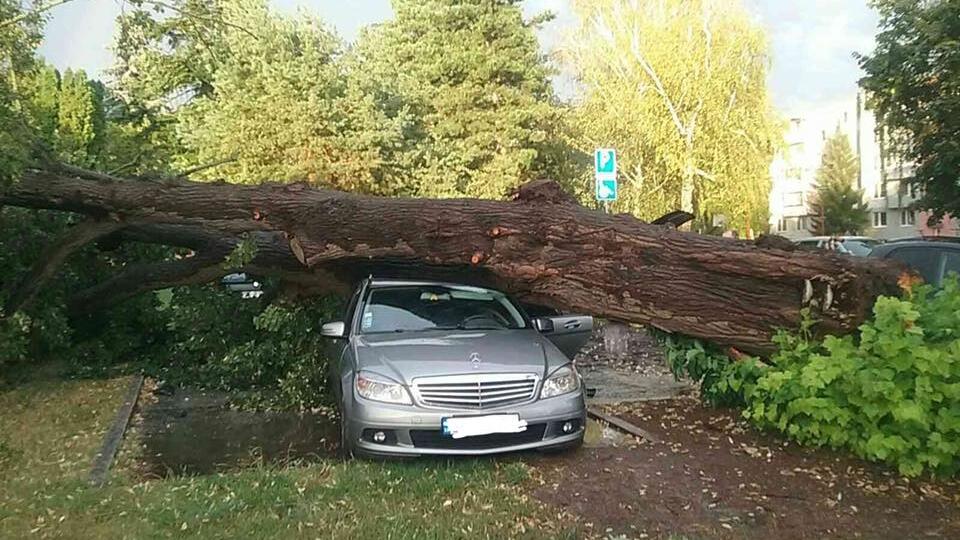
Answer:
[{"xmin": 564, "ymin": 0, "xmax": 781, "ymax": 231}]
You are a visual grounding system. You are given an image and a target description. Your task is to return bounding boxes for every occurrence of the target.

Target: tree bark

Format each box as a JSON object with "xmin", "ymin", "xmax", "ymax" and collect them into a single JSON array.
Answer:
[{"xmin": 2, "ymin": 169, "xmax": 904, "ymax": 354}]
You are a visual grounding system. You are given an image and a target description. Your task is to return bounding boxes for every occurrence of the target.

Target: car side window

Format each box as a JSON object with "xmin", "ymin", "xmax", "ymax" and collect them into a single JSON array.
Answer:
[
  {"xmin": 888, "ymin": 247, "xmax": 941, "ymax": 285},
  {"xmin": 941, "ymin": 251, "xmax": 960, "ymax": 284}
]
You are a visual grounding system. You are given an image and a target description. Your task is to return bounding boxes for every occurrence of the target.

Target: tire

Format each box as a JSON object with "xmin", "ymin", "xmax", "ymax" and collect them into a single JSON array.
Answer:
[{"xmin": 338, "ymin": 398, "xmax": 356, "ymax": 459}]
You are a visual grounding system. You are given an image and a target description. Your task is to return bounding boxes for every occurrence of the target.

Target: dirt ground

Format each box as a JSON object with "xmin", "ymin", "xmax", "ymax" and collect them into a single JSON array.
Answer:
[{"xmin": 531, "ymin": 397, "xmax": 960, "ymax": 540}]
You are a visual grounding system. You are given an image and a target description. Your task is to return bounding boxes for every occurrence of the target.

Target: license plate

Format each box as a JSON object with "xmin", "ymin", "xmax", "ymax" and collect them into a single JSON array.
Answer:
[{"xmin": 441, "ymin": 414, "xmax": 528, "ymax": 439}]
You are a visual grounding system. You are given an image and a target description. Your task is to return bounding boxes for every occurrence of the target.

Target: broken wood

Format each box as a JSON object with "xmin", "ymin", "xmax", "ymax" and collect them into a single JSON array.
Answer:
[
  {"xmin": 1, "ymin": 168, "xmax": 904, "ymax": 354},
  {"xmin": 588, "ymin": 408, "xmax": 660, "ymax": 443}
]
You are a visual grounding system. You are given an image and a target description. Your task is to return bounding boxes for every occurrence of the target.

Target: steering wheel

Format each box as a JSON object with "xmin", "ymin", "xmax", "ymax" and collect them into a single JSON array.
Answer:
[{"xmin": 458, "ymin": 313, "xmax": 507, "ymax": 328}]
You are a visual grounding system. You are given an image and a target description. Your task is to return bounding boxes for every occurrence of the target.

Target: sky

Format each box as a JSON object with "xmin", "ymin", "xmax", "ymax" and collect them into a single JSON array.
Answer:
[{"xmin": 37, "ymin": 0, "xmax": 880, "ymax": 120}]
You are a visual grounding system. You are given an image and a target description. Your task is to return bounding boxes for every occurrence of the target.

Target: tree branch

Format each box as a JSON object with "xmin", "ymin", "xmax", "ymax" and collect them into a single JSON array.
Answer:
[
  {"xmin": 0, "ymin": 0, "xmax": 74, "ymax": 29},
  {"xmin": 68, "ymin": 254, "xmax": 230, "ymax": 315},
  {"xmin": 2, "ymin": 218, "xmax": 127, "ymax": 316}
]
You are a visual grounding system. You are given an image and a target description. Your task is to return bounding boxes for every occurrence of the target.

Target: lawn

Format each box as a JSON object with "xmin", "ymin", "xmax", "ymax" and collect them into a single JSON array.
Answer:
[{"xmin": 0, "ymin": 373, "xmax": 579, "ymax": 539}]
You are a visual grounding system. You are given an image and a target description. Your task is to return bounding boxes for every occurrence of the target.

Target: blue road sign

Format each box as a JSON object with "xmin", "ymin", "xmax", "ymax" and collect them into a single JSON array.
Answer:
[{"xmin": 594, "ymin": 148, "xmax": 617, "ymax": 202}]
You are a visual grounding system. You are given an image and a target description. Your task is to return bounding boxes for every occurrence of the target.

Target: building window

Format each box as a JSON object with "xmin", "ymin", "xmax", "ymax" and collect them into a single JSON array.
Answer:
[
  {"xmin": 785, "ymin": 167, "xmax": 802, "ymax": 180},
  {"xmin": 776, "ymin": 218, "xmax": 787, "ymax": 232},
  {"xmin": 873, "ymin": 211, "xmax": 888, "ymax": 228},
  {"xmin": 901, "ymin": 210, "xmax": 916, "ymax": 226},
  {"xmin": 873, "ymin": 181, "xmax": 888, "ymax": 198},
  {"xmin": 783, "ymin": 192, "xmax": 804, "ymax": 207}
]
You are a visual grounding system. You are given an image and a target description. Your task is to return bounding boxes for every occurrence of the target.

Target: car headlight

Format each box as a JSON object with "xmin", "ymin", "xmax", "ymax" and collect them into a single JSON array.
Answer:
[
  {"xmin": 355, "ymin": 371, "xmax": 412, "ymax": 405},
  {"xmin": 540, "ymin": 365, "xmax": 580, "ymax": 399}
]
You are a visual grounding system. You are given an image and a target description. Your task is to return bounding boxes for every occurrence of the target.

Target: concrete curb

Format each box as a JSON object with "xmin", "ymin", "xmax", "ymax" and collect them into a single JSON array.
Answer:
[{"xmin": 89, "ymin": 374, "xmax": 144, "ymax": 487}]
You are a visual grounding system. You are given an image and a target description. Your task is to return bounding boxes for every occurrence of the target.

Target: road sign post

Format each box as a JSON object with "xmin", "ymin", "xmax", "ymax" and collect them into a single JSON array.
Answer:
[{"xmin": 594, "ymin": 148, "xmax": 617, "ymax": 211}]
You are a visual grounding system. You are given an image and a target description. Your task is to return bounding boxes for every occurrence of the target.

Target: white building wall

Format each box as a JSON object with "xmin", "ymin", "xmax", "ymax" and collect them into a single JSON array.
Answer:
[{"xmin": 768, "ymin": 94, "xmax": 923, "ymax": 241}]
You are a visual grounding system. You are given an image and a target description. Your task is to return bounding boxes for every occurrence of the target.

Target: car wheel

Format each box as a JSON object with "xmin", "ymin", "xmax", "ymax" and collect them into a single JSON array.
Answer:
[{"xmin": 338, "ymin": 398, "xmax": 356, "ymax": 459}]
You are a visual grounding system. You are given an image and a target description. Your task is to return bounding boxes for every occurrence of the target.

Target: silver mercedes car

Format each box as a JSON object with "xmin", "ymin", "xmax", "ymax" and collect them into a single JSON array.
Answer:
[{"xmin": 322, "ymin": 278, "xmax": 592, "ymax": 457}]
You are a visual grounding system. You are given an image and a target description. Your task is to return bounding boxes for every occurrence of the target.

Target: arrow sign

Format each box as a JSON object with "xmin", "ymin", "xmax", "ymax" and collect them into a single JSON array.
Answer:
[{"xmin": 594, "ymin": 148, "xmax": 617, "ymax": 202}]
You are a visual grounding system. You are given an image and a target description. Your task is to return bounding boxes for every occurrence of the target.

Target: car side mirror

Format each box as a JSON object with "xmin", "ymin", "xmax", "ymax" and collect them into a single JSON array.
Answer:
[
  {"xmin": 321, "ymin": 321, "xmax": 345, "ymax": 338},
  {"xmin": 533, "ymin": 317, "xmax": 554, "ymax": 333}
]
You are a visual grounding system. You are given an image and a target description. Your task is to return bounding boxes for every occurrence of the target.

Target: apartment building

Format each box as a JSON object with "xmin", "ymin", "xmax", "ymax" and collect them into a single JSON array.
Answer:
[{"xmin": 768, "ymin": 94, "xmax": 958, "ymax": 240}]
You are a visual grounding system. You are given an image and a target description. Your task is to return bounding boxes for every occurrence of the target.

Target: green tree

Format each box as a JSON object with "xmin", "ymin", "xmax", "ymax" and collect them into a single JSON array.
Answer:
[
  {"xmin": 810, "ymin": 128, "xmax": 870, "ymax": 235},
  {"xmin": 113, "ymin": 0, "xmax": 404, "ymax": 191},
  {"xmin": 350, "ymin": 0, "xmax": 570, "ymax": 199},
  {"xmin": 22, "ymin": 63, "xmax": 59, "ymax": 142},
  {"xmin": 564, "ymin": 0, "xmax": 781, "ymax": 230},
  {"xmin": 859, "ymin": 0, "xmax": 960, "ymax": 221},
  {"xmin": 0, "ymin": 0, "xmax": 44, "ymax": 185},
  {"xmin": 808, "ymin": 130, "xmax": 870, "ymax": 235},
  {"xmin": 56, "ymin": 69, "xmax": 105, "ymax": 166}
]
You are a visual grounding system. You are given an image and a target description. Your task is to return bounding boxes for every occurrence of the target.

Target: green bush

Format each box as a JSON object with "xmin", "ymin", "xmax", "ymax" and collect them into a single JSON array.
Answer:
[
  {"xmin": 660, "ymin": 276, "xmax": 960, "ymax": 477},
  {"xmin": 657, "ymin": 331, "xmax": 765, "ymax": 407},
  {"xmin": 148, "ymin": 285, "xmax": 341, "ymax": 410},
  {"xmin": 745, "ymin": 276, "xmax": 960, "ymax": 477}
]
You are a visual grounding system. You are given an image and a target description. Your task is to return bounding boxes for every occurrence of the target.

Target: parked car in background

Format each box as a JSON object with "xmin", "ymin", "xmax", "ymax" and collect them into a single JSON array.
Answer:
[
  {"xmin": 322, "ymin": 278, "xmax": 593, "ymax": 458},
  {"xmin": 869, "ymin": 240, "xmax": 960, "ymax": 287},
  {"xmin": 795, "ymin": 236, "xmax": 884, "ymax": 257}
]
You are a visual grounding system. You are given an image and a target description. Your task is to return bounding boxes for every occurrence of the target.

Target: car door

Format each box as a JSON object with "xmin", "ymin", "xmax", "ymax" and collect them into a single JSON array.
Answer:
[
  {"xmin": 326, "ymin": 281, "xmax": 366, "ymax": 397},
  {"xmin": 541, "ymin": 314, "xmax": 594, "ymax": 359},
  {"xmin": 937, "ymin": 248, "xmax": 960, "ymax": 285},
  {"xmin": 883, "ymin": 247, "xmax": 942, "ymax": 285}
]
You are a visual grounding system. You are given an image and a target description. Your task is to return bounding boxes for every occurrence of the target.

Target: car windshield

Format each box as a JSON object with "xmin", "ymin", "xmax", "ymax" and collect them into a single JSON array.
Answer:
[
  {"xmin": 841, "ymin": 239, "xmax": 882, "ymax": 257},
  {"xmin": 359, "ymin": 285, "xmax": 526, "ymax": 334}
]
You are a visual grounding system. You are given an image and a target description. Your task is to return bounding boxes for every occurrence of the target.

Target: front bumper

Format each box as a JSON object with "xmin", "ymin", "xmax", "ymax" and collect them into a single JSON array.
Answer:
[{"xmin": 344, "ymin": 390, "xmax": 586, "ymax": 456}]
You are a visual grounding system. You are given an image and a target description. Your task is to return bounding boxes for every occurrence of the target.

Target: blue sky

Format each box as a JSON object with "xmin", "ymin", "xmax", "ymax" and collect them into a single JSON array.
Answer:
[{"xmin": 38, "ymin": 0, "xmax": 879, "ymax": 116}]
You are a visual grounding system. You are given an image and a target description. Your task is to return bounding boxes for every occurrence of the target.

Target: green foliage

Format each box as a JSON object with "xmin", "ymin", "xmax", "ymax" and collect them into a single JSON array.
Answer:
[
  {"xmin": 808, "ymin": 129, "xmax": 870, "ymax": 235},
  {"xmin": 742, "ymin": 276, "xmax": 960, "ymax": 477},
  {"xmin": 343, "ymin": 0, "xmax": 572, "ymax": 198},
  {"xmin": 223, "ymin": 234, "xmax": 258, "ymax": 270},
  {"xmin": 0, "ymin": 0, "xmax": 44, "ymax": 185},
  {"xmin": 150, "ymin": 286, "xmax": 341, "ymax": 409},
  {"xmin": 0, "ymin": 209, "xmax": 77, "ymax": 372},
  {"xmin": 656, "ymin": 330, "xmax": 765, "ymax": 407},
  {"xmin": 55, "ymin": 69, "xmax": 106, "ymax": 166},
  {"xmin": 859, "ymin": 0, "xmax": 960, "ymax": 221},
  {"xmin": 565, "ymin": 0, "xmax": 781, "ymax": 230}
]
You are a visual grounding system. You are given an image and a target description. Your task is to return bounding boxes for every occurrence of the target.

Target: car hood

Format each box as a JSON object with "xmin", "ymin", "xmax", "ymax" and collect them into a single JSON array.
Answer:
[{"xmin": 353, "ymin": 329, "xmax": 555, "ymax": 385}]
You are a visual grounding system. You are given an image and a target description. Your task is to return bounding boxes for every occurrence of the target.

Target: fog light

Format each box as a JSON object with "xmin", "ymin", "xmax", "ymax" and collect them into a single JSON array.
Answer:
[
  {"xmin": 562, "ymin": 421, "xmax": 574, "ymax": 434},
  {"xmin": 373, "ymin": 431, "xmax": 387, "ymax": 443}
]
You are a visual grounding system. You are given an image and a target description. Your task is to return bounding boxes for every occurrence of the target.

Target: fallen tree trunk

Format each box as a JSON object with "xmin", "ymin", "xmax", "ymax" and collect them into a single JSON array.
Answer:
[{"xmin": 1, "ymin": 168, "xmax": 904, "ymax": 354}]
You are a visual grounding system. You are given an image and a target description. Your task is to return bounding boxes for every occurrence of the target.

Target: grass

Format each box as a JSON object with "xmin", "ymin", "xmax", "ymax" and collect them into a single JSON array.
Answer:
[{"xmin": 0, "ymin": 372, "xmax": 581, "ymax": 539}]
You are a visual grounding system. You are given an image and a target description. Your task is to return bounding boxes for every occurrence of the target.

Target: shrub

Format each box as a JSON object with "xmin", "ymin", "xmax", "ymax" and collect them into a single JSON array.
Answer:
[
  {"xmin": 657, "ymin": 331, "xmax": 765, "ymax": 407},
  {"xmin": 661, "ymin": 276, "xmax": 960, "ymax": 477},
  {"xmin": 149, "ymin": 285, "xmax": 341, "ymax": 410},
  {"xmin": 745, "ymin": 276, "xmax": 960, "ymax": 477}
]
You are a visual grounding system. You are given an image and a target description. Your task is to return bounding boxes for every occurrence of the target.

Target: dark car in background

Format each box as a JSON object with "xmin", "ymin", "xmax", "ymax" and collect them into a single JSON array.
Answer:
[
  {"xmin": 869, "ymin": 240, "xmax": 960, "ymax": 287},
  {"xmin": 795, "ymin": 236, "xmax": 884, "ymax": 256}
]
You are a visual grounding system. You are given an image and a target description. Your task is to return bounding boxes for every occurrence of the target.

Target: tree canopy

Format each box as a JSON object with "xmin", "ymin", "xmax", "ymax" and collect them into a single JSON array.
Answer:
[
  {"xmin": 349, "ymin": 0, "xmax": 573, "ymax": 199},
  {"xmin": 859, "ymin": 0, "xmax": 960, "ymax": 221},
  {"xmin": 808, "ymin": 129, "xmax": 870, "ymax": 235},
  {"xmin": 564, "ymin": 0, "xmax": 781, "ymax": 231}
]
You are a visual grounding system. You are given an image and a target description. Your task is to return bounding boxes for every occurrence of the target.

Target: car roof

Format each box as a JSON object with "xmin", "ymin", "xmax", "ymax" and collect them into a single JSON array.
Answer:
[
  {"xmin": 368, "ymin": 278, "xmax": 501, "ymax": 291},
  {"xmin": 795, "ymin": 236, "xmax": 879, "ymax": 243},
  {"xmin": 888, "ymin": 236, "xmax": 960, "ymax": 244},
  {"xmin": 869, "ymin": 240, "xmax": 960, "ymax": 256}
]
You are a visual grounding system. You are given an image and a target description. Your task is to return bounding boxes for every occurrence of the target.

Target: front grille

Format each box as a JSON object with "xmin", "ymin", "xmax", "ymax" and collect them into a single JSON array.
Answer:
[
  {"xmin": 410, "ymin": 423, "xmax": 547, "ymax": 449},
  {"xmin": 412, "ymin": 373, "xmax": 538, "ymax": 409}
]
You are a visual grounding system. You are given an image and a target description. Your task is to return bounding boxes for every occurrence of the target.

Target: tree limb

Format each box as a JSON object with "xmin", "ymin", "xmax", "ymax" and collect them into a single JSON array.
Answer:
[
  {"xmin": 1, "ymin": 167, "xmax": 905, "ymax": 354},
  {"xmin": 2, "ymin": 218, "xmax": 127, "ymax": 316},
  {"xmin": 0, "ymin": 0, "xmax": 74, "ymax": 29}
]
